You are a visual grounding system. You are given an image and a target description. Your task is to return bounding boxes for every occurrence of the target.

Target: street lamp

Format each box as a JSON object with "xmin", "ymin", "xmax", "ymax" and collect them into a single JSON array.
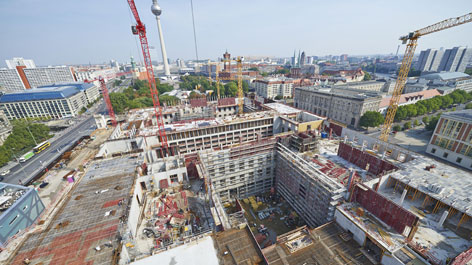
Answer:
[{"xmin": 26, "ymin": 125, "xmax": 38, "ymax": 146}]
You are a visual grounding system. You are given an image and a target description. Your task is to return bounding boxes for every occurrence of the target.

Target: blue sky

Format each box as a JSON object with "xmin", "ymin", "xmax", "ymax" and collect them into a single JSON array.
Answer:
[{"xmin": 0, "ymin": 0, "xmax": 471, "ymax": 66}]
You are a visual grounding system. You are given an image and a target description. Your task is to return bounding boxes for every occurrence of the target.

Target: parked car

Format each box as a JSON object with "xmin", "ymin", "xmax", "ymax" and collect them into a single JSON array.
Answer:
[{"xmin": 0, "ymin": 170, "xmax": 10, "ymax": 176}]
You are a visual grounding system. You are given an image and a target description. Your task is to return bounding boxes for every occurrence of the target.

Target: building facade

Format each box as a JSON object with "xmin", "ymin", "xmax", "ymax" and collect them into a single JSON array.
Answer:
[
  {"xmin": 0, "ymin": 69, "xmax": 25, "ymax": 92},
  {"xmin": 23, "ymin": 66, "xmax": 76, "ymax": 88},
  {"xmin": 416, "ymin": 48, "xmax": 444, "ymax": 72},
  {"xmin": 0, "ymin": 83, "xmax": 99, "ymax": 120},
  {"xmin": 426, "ymin": 110, "xmax": 472, "ymax": 169},
  {"xmin": 438, "ymin": 47, "xmax": 472, "ymax": 73},
  {"xmin": 294, "ymin": 87, "xmax": 382, "ymax": 127},
  {"xmin": 253, "ymin": 78, "xmax": 294, "ymax": 99}
]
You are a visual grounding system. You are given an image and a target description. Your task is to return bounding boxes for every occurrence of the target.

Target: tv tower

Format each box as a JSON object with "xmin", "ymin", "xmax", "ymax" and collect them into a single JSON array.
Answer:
[{"xmin": 151, "ymin": 0, "xmax": 171, "ymax": 77}]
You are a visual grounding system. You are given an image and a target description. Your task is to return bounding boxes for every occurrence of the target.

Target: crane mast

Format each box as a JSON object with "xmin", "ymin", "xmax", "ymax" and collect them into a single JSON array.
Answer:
[
  {"xmin": 99, "ymin": 77, "xmax": 117, "ymax": 127},
  {"xmin": 379, "ymin": 12, "xmax": 472, "ymax": 142},
  {"xmin": 127, "ymin": 0, "xmax": 168, "ymax": 148}
]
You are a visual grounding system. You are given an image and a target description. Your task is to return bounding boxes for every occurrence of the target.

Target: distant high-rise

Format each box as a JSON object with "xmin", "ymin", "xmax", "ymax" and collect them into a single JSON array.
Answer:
[
  {"xmin": 291, "ymin": 50, "xmax": 298, "ymax": 66},
  {"xmin": 438, "ymin": 47, "xmax": 471, "ymax": 73},
  {"xmin": 340, "ymin": 54, "xmax": 348, "ymax": 62},
  {"xmin": 417, "ymin": 49, "xmax": 444, "ymax": 72},
  {"xmin": 300, "ymin": 52, "xmax": 306, "ymax": 67},
  {"xmin": 1, "ymin": 58, "xmax": 75, "ymax": 91},
  {"xmin": 307, "ymin": 56, "xmax": 314, "ymax": 65},
  {"xmin": 223, "ymin": 51, "xmax": 231, "ymax": 72}
]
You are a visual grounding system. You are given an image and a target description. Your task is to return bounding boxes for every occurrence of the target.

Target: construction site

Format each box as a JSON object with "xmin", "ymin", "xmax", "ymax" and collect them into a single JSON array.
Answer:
[{"xmin": 1, "ymin": 5, "xmax": 472, "ymax": 265}]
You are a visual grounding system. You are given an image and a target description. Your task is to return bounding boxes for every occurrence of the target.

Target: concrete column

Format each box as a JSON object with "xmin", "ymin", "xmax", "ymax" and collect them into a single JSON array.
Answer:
[
  {"xmin": 438, "ymin": 210, "xmax": 449, "ymax": 228},
  {"xmin": 400, "ymin": 189, "xmax": 407, "ymax": 205}
]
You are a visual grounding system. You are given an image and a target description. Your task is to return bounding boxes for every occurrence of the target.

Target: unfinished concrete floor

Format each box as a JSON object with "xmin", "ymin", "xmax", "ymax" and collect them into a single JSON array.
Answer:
[{"xmin": 9, "ymin": 156, "xmax": 137, "ymax": 265}]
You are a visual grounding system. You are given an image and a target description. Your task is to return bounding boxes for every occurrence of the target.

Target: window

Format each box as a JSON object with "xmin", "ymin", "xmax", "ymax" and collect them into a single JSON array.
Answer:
[
  {"xmin": 456, "ymin": 157, "xmax": 462, "ymax": 163},
  {"xmin": 431, "ymin": 148, "xmax": 436, "ymax": 154},
  {"xmin": 9, "ymin": 215, "xmax": 19, "ymax": 226},
  {"xmin": 170, "ymin": 174, "xmax": 178, "ymax": 183},
  {"xmin": 443, "ymin": 152, "xmax": 448, "ymax": 158}
]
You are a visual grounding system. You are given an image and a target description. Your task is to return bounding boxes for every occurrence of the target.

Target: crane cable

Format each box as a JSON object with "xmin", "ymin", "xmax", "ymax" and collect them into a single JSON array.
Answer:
[{"xmin": 190, "ymin": 0, "xmax": 199, "ymax": 65}]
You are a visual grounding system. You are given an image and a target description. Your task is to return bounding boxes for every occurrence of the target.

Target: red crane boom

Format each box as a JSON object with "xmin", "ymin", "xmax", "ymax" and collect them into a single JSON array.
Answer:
[
  {"xmin": 127, "ymin": 0, "xmax": 168, "ymax": 148},
  {"xmin": 99, "ymin": 77, "xmax": 117, "ymax": 127}
]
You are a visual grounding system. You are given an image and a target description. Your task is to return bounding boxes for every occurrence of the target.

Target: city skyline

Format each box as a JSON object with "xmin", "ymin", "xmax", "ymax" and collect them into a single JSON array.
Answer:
[{"xmin": 1, "ymin": 0, "xmax": 472, "ymax": 67}]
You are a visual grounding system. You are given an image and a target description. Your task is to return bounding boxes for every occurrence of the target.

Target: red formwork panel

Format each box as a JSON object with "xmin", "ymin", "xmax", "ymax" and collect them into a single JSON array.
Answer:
[
  {"xmin": 329, "ymin": 122, "xmax": 343, "ymax": 137},
  {"xmin": 351, "ymin": 184, "xmax": 418, "ymax": 235}
]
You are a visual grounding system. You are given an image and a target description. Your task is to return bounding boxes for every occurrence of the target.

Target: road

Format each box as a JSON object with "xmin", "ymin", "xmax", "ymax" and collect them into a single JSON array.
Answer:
[{"xmin": 2, "ymin": 79, "xmax": 128, "ymax": 185}]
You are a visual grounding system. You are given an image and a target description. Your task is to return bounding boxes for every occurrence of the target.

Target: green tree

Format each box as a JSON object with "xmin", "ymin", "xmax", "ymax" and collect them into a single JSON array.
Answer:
[
  {"xmin": 414, "ymin": 120, "xmax": 419, "ymax": 126},
  {"xmin": 261, "ymin": 72, "xmax": 269, "ymax": 77},
  {"xmin": 426, "ymin": 115, "xmax": 441, "ymax": 131},
  {"xmin": 393, "ymin": 125, "xmax": 402, "ymax": 132},
  {"xmin": 113, "ymin": 80, "xmax": 122, "ymax": 86},
  {"xmin": 159, "ymin": 95, "xmax": 180, "ymax": 105},
  {"xmin": 465, "ymin": 68, "xmax": 472, "ymax": 75},
  {"xmin": 403, "ymin": 121, "xmax": 411, "ymax": 130},
  {"xmin": 274, "ymin": 95, "xmax": 283, "ymax": 100},
  {"xmin": 422, "ymin": 116, "xmax": 429, "ymax": 124},
  {"xmin": 248, "ymin": 67, "xmax": 259, "ymax": 72},
  {"xmin": 224, "ymin": 82, "xmax": 238, "ymax": 97},
  {"xmin": 109, "ymin": 92, "xmax": 130, "ymax": 114},
  {"xmin": 394, "ymin": 106, "xmax": 408, "ymax": 121},
  {"xmin": 359, "ymin": 111, "xmax": 385, "ymax": 128},
  {"xmin": 405, "ymin": 104, "xmax": 417, "ymax": 118},
  {"xmin": 466, "ymin": 103, "xmax": 472, "ymax": 109},
  {"xmin": 79, "ymin": 107, "xmax": 87, "ymax": 114},
  {"xmin": 188, "ymin": 91, "xmax": 201, "ymax": 99},
  {"xmin": 363, "ymin": 72, "xmax": 372, "ymax": 81}
]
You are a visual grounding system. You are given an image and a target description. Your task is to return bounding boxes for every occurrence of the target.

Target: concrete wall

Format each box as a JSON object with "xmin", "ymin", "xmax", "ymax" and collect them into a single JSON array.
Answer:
[
  {"xmin": 127, "ymin": 176, "xmax": 146, "ymax": 238},
  {"xmin": 334, "ymin": 208, "xmax": 366, "ymax": 246}
]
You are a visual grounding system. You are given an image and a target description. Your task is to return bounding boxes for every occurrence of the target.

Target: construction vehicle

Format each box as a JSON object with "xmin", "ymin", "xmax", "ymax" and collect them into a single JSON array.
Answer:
[
  {"xmin": 379, "ymin": 12, "xmax": 472, "ymax": 142},
  {"xmin": 127, "ymin": 0, "xmax": 168, "ymax": 149}
]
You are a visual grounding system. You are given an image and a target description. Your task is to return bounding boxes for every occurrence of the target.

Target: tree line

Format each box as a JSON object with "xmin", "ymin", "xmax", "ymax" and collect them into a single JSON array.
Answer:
[
  {"xmin": 180, "ymin": 75, "xmax": 249, "ymax": 97},
  {"xmin": 0, "ymin": 120, "xmax": 52, "ymax": 166},
  {"xmin": 109, "ymin": 79, "xmax": 179, "ymax": 114}
]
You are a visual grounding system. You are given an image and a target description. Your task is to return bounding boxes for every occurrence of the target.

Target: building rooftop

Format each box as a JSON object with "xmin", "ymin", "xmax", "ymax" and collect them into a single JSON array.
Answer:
[
  {"xmin": 263, "ymin": 103, "xmax": 301, "ymax": 115},
  {"xmin": 379, "ymin": 89, "xmax": 441, "ymax": 108},
  {"xmin": 297, "ymin": 86, "xmax": 382, "ymax": 100},
  {"xmin": 213, "ymin": 227, "xmax": 265, "ymax": 265},
  {"xmin": 389, "ymin": 155, "xmax": 472, "ymax": 216},
  {"xmin": 0, "ymin": 183, "xmax": 28, "ymax": 213},
  {"xmin": 421, "ymin": 72, "xmax": 469, "ymax": 81},
  {"xmin": 441, "ymin": 109, "xmax": 472, "ymax": 123},
  {"xmin": 0, "ymin": 85, "xmax": 84, "ymax": 103}
]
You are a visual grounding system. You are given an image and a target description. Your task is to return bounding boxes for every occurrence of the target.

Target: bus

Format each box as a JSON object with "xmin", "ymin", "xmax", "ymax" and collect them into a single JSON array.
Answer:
[
  {"xmin": 19, "ymin": 151, "xmax": 35, "ymax": 162},
  {"xmin": 33, "ymin": 141, "xmax": 51, "ymax": 154}
]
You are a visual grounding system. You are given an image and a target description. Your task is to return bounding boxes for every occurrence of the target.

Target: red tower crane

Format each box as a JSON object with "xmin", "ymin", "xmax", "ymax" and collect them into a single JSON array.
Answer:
[
  {"xmin": 127, "ymin": 0, "xmax": 168, "ymax": 149},
  {"xmin": 99, "ymin": 76, "xmax": 117, "ymax": 127}
]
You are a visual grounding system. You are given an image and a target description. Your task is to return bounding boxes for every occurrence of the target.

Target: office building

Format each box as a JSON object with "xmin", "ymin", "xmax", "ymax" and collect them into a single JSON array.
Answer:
[
  {"xmin": 426, "ymin": 110, "xmax": 472, "ymax": 169},
  {"xmin": 0, "ymin": 83, "xmax": 99, "ymax": 120},
  {"xmin": 294, "ymin": 86, "xmax": 382, "ymax": 127},
  {"xmin": 438, "ymin": 46, "xmax": 472, "ymax": 73},
  {"xmin": 416, "ymin": 49, "xmax": 444, "ymax": 72},
  {"xmin": 253, "ymin": 77, "xmax": 294, "ymax": 99},
  {"xmin": 23, "ymin": 66, "xmax": 76, "ymax": 88}
]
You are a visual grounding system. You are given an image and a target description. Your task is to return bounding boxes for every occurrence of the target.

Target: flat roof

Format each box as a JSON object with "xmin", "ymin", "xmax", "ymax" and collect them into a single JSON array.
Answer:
[
  {"xmin": 264, "ymin": 103, "xmax": 301, "ymax": 115},
  {"xmin": 0, "ymin": 85, "xmax": 84, "ymax": 103},
  {"xmin": 213, "ymin": 227, "xmax": 265, "ymax": 265},
  {"xmin": 441, "ymin": 109, "xmax": 472, "ymax": 123},
  {"xmin": 390, "ymin": 155, "xmax": 472, "ymax": 216},
  {"xmin": 131, "ymin": 235, "xmax": 219, "ymax": 265}
]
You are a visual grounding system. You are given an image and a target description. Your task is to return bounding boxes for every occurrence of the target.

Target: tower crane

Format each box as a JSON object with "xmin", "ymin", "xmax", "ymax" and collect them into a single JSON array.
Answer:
[
  {"xmin": 99, "ymin": 77, "xmax": 117, "ymax": 127},
  {"xmin": 127, "ymin": 0, "xmax": 168, "ymax": 148},
  {"xmin": 379, "ymin": 12, "xmax": 472, "ymax": 142},
  {"xmin": 83, "ymin": 77, "xmax": 117, "ymax": 127},
  {"xmin": 220, "ymin": 56, "xmax": 244, "ymax": 114}
]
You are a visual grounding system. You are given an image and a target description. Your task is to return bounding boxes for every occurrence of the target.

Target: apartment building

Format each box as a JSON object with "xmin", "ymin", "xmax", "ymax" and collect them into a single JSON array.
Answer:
[
  {"xmin": 426, "ymin": 110, "xmax": 472, "ymax": 169},
  {"xmin": 0, "ymin": 83, "xmax": 98, "ymax": 120},
  {"xmin": 253, "ymin": 78, "xmax": 294, "ymax": 99},
  {"xmin": 294, "ymin": 86, "xmax": 382, "ymax": 127}
]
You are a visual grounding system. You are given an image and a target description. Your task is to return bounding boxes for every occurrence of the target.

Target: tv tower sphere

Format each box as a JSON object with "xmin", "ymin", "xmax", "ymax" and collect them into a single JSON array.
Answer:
[{"xmin": 151, "ymin": 0, "xmax": 162, "ymax": 16}]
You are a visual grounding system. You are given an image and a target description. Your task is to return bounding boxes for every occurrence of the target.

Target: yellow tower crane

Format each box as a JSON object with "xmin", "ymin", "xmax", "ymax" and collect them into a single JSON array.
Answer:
[
  {"xmin": 207, "ymin": 61, "xmax": 222, "ymax": 99},
  {"xmin": 379, "ymin": 12, "xmax": 472, "ymax": 142},
  {"xmin": 217, "ymin": 56, "xmax": 244, "ymax": 115}
]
